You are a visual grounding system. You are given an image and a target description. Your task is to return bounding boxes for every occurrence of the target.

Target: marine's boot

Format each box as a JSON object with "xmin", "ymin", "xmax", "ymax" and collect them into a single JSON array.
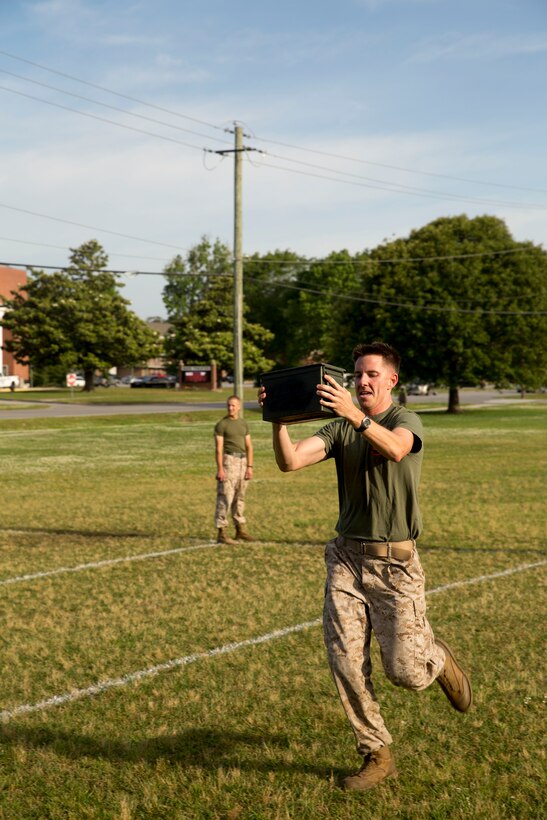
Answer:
[
  {"xmin": 435, "ymin": 638, "xmax": 473, "ymax": 713},
  {"xmin": 217, "ymin": 527, "xmax": 236, "ymax": 545},
  {"xmin": 343, "ymin": 746, "xmax": 398, "ymax": 791},
  {"xmin": 235, "ymin": 524, "xmax": 255, "ymax": 542}
]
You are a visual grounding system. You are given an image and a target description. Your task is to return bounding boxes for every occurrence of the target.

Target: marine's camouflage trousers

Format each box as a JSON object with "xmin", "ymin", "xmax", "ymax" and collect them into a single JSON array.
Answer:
[
  {"xmin": 215, "ymin": 454, "xmax": 248, "ymax": 528},
  {"xmin": 323, "ymin": 537, "xmax": 445, "ymax": 754}
]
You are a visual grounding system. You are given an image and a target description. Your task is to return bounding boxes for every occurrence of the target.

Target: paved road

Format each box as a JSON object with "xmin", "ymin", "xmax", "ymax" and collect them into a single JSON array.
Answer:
[
  {"xmin": 403, "ymin": 388, "xmax": 536, "ymax": 407},
  {"xmin": 0, "ymin": 389, "xmax": 537, "ymax": 421},
  {"xmin": 0, "ymin": 398, "xmax": 227, "ymax": 420}
]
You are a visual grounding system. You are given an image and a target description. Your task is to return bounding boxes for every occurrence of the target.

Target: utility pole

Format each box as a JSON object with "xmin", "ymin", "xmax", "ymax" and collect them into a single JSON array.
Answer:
[
  {"xmin": 210, "ymin": 124, "xmax": 258, "ymax": 413},
  {"xmin": 233, "ymin": 124, "xmax": 244, "ymax": 404}
]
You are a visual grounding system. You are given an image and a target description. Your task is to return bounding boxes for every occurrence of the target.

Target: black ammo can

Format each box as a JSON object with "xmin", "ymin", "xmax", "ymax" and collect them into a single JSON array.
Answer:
[{"xmin": 261, "ymin": 363, "xmax": 346, "ymax": 424}]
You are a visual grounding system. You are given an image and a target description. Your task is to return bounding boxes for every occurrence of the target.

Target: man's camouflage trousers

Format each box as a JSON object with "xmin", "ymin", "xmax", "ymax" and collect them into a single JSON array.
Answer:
[
  {"xmin": 323, "ymin": 537, "xmax": 445, "ymax": 753},
  {"xmin": 215, "ymin": 453, "xmax": 248, "ymax": 528}
]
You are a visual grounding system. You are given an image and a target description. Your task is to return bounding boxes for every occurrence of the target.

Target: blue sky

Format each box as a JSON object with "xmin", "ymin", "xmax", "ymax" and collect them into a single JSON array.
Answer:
[{"xmin": 1, "ymin": 0, "xmax": 546, "ymax": 318}]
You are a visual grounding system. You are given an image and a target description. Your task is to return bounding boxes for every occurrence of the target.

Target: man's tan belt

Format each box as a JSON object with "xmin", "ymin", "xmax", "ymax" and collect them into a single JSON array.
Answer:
[{"xmin": 336, "ymin": 534, "xmax": 415, "ymax": 561}]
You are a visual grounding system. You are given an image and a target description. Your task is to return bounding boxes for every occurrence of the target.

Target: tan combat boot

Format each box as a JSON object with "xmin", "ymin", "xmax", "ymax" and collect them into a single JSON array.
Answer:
[
  {"xmin": 343, "ymin": 746, "xmax": 398, "ymax": 791},
  {"xmin": 435, "ymin": 638, "xmax": 472, "ymax": 713},
  {"xmin": 235, "ymin": 524, "xmax": 254, "ymax": 542},
  {"xmin": 217, "ymin": 528, "xmax": 236, "ymax": 545}
]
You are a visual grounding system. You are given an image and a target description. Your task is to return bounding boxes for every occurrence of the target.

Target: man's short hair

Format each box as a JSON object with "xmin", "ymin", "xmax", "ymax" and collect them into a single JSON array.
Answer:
[
  {"xmin": 352, "ymin": 341, "xmax": 401, "ymax": 374},
  {"xmin": 227, "ymin": 395, "xmax": 241, "ymax": 403}
]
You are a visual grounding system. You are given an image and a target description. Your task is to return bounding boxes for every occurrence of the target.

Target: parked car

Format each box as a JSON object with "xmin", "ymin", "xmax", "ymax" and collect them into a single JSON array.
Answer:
[
  {"xmin": 94, "ymin": 375, "xmax": 121, "ymax": 387},
  {"xmin": 406, "ymin": 382, "xmax": 431, "ymax": 396},
  {"xmin": 130, "ymin": 375, "xmax": 178, "ymax": 389}
]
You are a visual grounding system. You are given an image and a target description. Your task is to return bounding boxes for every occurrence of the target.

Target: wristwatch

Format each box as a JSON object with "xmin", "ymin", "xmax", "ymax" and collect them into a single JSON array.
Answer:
[{"xmin": 355, "ymin": 416, "xmax": 371, "ymax": 433}]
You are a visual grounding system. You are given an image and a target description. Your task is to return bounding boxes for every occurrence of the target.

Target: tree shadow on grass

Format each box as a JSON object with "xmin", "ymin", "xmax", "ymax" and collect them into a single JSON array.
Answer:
[
  {"xmin": 418, "ymin": 542, "xmax": 547, "ymax": 556},
  {"xmin": 0, "ymin": 526, "xmax": 147, "ymax": 539},
  {"xmin": 0, "ymin": 724, "xmax": 340, "ymax": 779}
]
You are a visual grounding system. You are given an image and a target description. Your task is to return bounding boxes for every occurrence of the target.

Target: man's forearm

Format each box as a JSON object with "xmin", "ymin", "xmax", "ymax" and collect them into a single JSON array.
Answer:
[
  {"xmin": 215, "ymin": 440, "xmax": 224, "ymax": 473},
  {"xmin": 365, "ymin": 423, "xmax": 412, "ymax": 461},
  {"xmin": 272, "ymin": 424, "xmax": 298, "ymax": 472}
]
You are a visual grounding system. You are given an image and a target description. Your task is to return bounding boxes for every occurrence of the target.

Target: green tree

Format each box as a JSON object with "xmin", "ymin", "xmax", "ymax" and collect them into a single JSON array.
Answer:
[
  {"xmin": 162, "ymin": 238, "xmax": 228, "ymax": 319},
  {"xmin": 162, "ymin": 238, "xmax": 274, "ymax": 378},
  {"xmin": 335, "ymin": 215, "xmax": 547, "ymax": 411},
  {"xmin": 283, "ymin": 250, "xmax": 363, "ymax": 368},
  {"xmin": 243, "ymin": 250, "xmax": 309, "ymax": 364},
  {"xmin": 1, "ymin": 240, "xmax": 160, "ymax": 391}
]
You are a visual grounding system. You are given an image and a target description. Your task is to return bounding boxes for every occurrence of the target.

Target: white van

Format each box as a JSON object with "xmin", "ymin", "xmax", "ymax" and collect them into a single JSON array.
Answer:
[{"xmin": 0, "ymin": 375, "xmax": 20, "ymax": 389}]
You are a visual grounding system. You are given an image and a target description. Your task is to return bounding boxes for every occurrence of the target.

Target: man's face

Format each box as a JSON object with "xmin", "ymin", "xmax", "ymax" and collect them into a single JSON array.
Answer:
[
  {"xmin": 227, "ymin": 398, "xmax": 240, "ymax": 419},
  {"xmin": 354, "ymin": 354, "xmax": 398, "ymax": 414}
]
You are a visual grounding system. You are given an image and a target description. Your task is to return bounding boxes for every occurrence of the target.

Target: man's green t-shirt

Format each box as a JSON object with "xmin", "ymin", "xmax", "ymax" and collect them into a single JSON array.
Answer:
[
  {"xmin": 214, "ymin": 416, "xmax": 249, "ymax": 455},
  {"xmin": 314, "ymin": 404, "xmax": 424, "ymax": 542}
]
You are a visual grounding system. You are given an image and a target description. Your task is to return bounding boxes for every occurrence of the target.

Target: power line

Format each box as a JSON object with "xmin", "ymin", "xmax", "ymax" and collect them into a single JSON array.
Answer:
[
  {"xmin": 0, "ymin": 232, "xmax": 530, "ymax": 267},
  {"xmin": 250, "ymin": 134, "xmax": 547, "ymax": 197},
  {"xmin": 0, "ymin": 67, "xmax": 232, "ymax": 146},
  {"xmin": 0, "ymin": 84, "xmax": 209, "ymax": 153},
  {"xmin": 240, "ymin": 248, "xmax": 546, "ymax": 302},
  {"xmin": 11, "ymin": 73, "xmax": 530, "ymax": 211},
  {"xmin": 0, "ymin": 49, "xmax": 225, "ymax": 133},
  {"xmin": 0, "ymin": 203, "xmax": 188, "ymax": 251},
  {"xmin": 0, "ymin": 49, "xmax": 547, "ymax": 207},
  {"xmin": 2, "ymin": 55, "xmax": 545, "ymax": 220},
  {"xmin": 255, "ymin": 157, "xmax": 547, "ymax": 211},
  {"xmin": 0, "ymin": 261, "xmax": 170, "ymax": 276},
  {"xmin": 3, "ymin": 48, "xmax": 545, "ymax": 201},
  {"xmin": 242, "ymin": 247, "xmax": 537, "ymax": 265},
  {"xmin": 261, "ymin": 150, "xmax": 546, "ymax": 210},
  {"xmin": 10, "ymin": 74, "xmax": 522, "ymax": 212},
  {"xmin": 2, "ymin": 260, "xmax": 544, "ymax": 315},
  {"xmin": 241, "ymin": 273, "xmax": 546, "ymax": 315},
  {"xmin": 0, "ymin": 236, "xmax": 174, "ymax": 263}
]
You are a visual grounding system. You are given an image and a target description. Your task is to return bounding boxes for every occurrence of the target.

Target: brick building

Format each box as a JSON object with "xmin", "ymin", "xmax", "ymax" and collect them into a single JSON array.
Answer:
[{"xmin": 0, "ymin": 265, "xmax": 30, "ymax": 384}]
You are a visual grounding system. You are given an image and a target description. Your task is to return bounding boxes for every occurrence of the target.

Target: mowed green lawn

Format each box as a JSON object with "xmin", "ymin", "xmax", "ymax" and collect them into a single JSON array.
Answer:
[{"xmin": 0, "ymin": 405, "xmax": 545, "ymax": 819}]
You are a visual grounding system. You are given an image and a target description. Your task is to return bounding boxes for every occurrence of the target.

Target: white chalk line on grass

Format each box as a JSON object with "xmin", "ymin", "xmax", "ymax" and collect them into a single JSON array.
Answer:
[
  {"xmin": 1, "ymin": 560, "xmax": 545, "ymax": 723},
  {"xmin": 0, "ymin": 542, "xmax": 219, "ymax": 586},
  {"xmin": 425, "ymin": 560, "xmax": 547, "ymax": 594},
  {"xmin": 0, "ymin": 540, "xmax": 322, "ymax": 587},
  {"xmin": 0, "ymin": 620, "xmax": 321, "ymax": 723}
]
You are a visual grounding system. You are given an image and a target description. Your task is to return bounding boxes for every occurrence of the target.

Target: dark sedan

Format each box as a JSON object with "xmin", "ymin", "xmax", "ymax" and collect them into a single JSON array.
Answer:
[{"xmin": 130, "ymin": 375, "xmax": 178, "ymax": 388}]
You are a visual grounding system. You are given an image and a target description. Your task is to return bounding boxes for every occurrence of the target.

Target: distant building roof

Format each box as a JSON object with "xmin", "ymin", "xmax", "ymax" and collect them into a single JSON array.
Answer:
[
  {"xmin": 0, "ymin": 266, "xmax": 28, "ymax": 303},
  {"xmin": 146, "ymin": 319, "xmax": 172, "ymax": 338}
]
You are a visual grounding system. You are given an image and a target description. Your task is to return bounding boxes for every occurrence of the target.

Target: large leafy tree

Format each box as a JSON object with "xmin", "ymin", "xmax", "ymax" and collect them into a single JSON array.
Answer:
[
  {"xmin": 333, "ymin": 215, "xmax": 547, "ymax": 411},
  {"xmin": 243, "ymin": 249, "xmax": 309, "ymax": 364},
  {"xmin": 162, "ymin": 237, "xmax": 274, "ymax": 378},
  {"xmin": 282, "ymin": 250, "xmax": 363, "ymax": 368},
  {"xmin": 2, "ymin": 240, "xmax": 160, "ymax": 391}
]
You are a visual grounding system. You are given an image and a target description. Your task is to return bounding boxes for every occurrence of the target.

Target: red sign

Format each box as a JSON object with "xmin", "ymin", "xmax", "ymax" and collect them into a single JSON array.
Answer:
[{"xmin": 66, "ymin": 373, "xmax": 78, "ymax": 387}]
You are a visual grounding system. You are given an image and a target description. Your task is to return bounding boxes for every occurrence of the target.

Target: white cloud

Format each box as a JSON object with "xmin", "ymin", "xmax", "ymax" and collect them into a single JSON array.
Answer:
[
  {"xmin": 102, "ymin": 33, "xmax": 164, "ymax": 47},
  {"xmin": 352, "ymin": 0, "xmax": 438, "ymax": 10},
  {"xmin": 409, "ymin": 32, "xmax": 547, "ymax": 64},
  {"xmin": 27, "ymin": 0, "xmax": 95, "ymax": 30},
  {"xmin": 26, "ymin": 0, "xmax": 166, "ymax": 51}
]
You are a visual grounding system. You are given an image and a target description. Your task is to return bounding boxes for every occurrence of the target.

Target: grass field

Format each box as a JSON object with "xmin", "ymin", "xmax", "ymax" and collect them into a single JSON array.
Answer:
[{"xmin": 0, "ymin": 403, "xmax": 545, "ymax": 819}]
